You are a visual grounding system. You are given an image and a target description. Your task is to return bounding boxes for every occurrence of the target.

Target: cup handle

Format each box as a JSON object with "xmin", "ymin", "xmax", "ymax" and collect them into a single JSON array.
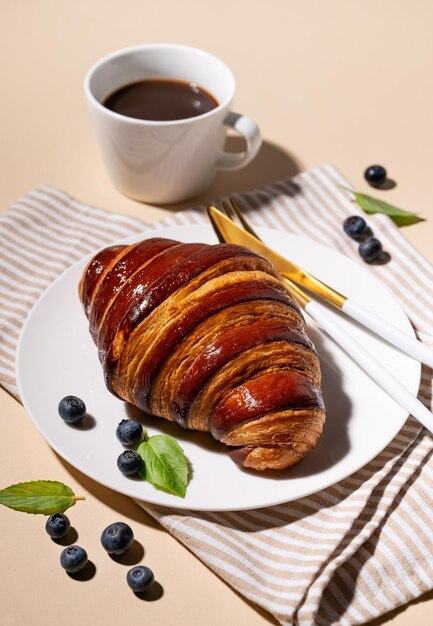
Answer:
[{"xmin": 216, "ymin": 112, "xmax": 262, "ymax": 171}]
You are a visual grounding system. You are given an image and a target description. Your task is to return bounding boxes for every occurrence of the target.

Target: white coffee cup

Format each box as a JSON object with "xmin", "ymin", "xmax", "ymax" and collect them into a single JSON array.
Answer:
[{"xmin": 84, "ymin": 43, "xmax": 261, "ymax": 204}]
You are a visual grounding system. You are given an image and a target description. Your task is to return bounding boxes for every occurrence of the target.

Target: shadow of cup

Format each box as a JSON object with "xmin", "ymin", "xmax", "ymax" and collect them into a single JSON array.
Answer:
[{"xmin": 156, "ymin": 138, "xmax": 303, "ymax": 210}]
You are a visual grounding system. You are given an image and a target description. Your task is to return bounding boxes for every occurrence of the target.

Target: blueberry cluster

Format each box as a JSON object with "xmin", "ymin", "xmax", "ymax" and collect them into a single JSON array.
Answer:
[
  {"xmin": 56, "ymin": 400, "xmax": 153, "ymax": 590},
  {"xmin": 343, "ymin": 215, "xmax": 384, "ymax": 263},
  {"xmin": 58, "ymin": 398, "xmax": 145, "ymax": 478},
  {"xmin": 46, "ymin": 513, "xmax": 154, "ymax": 592},
  {"xmin": 116, "ymin": 418, "xmax": 144, "ymax": 477},
  {"xmin": 45, "ymin": 512, "xmax": 89, "ymax": 573}
]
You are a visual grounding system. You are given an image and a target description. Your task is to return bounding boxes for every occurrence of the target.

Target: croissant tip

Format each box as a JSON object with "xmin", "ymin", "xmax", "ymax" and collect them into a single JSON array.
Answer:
[
  {"xmin": 228, "ymin": 447, "xmax": 250, "ymax": 467},
  {"xmin": 229, "ymin": 445, "xmax": 306, "ymax": 471}
]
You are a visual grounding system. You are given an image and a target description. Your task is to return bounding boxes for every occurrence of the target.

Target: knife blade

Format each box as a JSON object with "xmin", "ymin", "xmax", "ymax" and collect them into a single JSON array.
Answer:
[{"xmin": 208, "ymin": 206, "xmax": 433, "ymax": 368}]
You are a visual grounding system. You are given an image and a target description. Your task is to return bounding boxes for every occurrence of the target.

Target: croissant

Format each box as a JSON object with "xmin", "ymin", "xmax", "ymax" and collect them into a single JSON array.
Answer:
[{"xmin": 79, "ymin": 238, "xmax": 325, "ymax": 470}]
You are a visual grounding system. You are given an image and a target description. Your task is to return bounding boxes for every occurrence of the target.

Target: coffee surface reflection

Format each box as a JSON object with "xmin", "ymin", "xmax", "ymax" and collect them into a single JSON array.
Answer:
[{"xmin": 103, "ymin": 78, "xmax": 219, "ymax": 121}]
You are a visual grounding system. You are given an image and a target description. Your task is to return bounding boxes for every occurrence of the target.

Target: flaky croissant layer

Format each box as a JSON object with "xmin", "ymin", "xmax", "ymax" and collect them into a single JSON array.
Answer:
[{"xmin": 79, "ymin": 238, "xmax": 325, "ymax": 470}]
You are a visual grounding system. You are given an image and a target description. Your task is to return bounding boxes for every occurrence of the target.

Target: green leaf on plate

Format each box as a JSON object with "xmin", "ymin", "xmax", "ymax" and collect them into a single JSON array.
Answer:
[
  {"xmin": 137, "ymin": 435, "xmax": 189, "ymax": 498},
  {"xmin": 138, "ymin": 461, "xmax": 147, "ymax": 481},
  {"xmin": 341, "ymin": 187, "xmax": 424, "ymax": 226},
  {"xmin": 0, "ymin": 480, "xmax": 85, "ymax": 515}
]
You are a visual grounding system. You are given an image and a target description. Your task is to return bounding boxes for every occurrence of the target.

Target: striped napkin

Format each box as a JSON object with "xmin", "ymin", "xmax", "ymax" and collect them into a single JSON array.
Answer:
[{"xmin": 1, "ymin": 165, "xmax": 433, "ymax": 626}]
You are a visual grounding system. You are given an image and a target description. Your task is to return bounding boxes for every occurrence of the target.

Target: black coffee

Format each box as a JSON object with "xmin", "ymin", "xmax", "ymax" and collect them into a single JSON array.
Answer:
[{"xmin": 103, "ymin": 78, "xmax": 219, "ymax": 121}]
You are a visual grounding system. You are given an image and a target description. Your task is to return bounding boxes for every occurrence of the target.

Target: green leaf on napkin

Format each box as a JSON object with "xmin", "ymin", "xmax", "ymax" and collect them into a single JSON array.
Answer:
[
  {"xmin": 137, "ymin": 435, "xmax": 189, "ymax": 498},
  {"xmin": 0, "ymin": 480, "xmax": 85, "ymax": 515},
  {"xmin": 341, "ymin": 187, "xmax": 424, "ymax": 226}
]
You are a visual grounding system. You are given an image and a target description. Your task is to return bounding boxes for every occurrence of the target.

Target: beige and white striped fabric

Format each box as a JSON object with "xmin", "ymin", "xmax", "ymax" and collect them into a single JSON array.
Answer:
[{"xmin": 1, "ymin": 165, "xmax": 432, "ymax": 625}]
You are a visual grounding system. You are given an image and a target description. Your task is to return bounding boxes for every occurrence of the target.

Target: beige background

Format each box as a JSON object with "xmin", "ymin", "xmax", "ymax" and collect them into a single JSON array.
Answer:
[{"xmin": 1, "ymin": 1, "xmax": 433, "ymax": 625}]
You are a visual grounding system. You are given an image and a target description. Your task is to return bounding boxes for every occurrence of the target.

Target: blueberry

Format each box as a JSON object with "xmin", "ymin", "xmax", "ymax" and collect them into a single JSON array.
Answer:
[
  {"xmin": 116, "ymin": 419, "xmax": 143, "ymax": 446},
  {"xmin": 117, "ymin": 450, "xmax": 142, "ymax": 476},
  {"xmin": 127, "ymin": 565, "xmax": 154, "ymax": 592},
  {"xmin": 60, "ymin": 545, "xmax": 88, "ymax": 573},
  {"xmin": 364, "ymin": 165, "xmax": 387, "ymax": 186},
  {"xmin": 359, "ymin": 237, "xmax": 383, "ymax": 262},
  {"xmin": 101, "ymin": 522, "xmax": 134, "ymax": 555},
  {"xmin": 343, "ymin": 215, "xmax": 367, "ymax": 240},
  {"xmin": 46, "ymin": 513, "xmax": 71, "ymax": 539},
  {"xmin": 58, "ymin": 396, "xmax": 86, "ymax": 423}
]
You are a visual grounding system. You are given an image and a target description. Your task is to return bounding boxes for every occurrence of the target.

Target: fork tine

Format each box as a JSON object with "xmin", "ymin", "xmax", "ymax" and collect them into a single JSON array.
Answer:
[
  {"xmin": 206, "ymin": 205, "xmax": 226, "ymax": 243},
  {"xmin": 219, "ymin": 198, "xmax": 235, "ymax": 220},
  {"xmin": 228, "ymin": 196, "xmax": 262, "ymax": 242}
]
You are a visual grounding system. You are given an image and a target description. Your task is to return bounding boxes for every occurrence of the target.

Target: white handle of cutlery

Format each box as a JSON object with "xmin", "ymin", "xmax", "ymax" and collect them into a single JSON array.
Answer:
[
  {"xmin": 305, "ymin": 300, "xmax": 433, "ymax": 434},
  {"xmin": 342, "ymin": 299, "xmax": 433, "ymax": 369}
]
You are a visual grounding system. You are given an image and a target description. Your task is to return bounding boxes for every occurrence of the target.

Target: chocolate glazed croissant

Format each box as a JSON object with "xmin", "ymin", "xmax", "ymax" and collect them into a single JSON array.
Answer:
[{"xmin": 79, "ymin": 238, "xmax": 325, "ymax": 470}]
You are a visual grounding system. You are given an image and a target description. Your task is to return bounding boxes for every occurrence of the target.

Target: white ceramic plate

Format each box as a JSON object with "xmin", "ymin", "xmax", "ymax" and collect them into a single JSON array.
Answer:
[{"xmin": 16, "ymin": 225, "xmax": 420, "ymax": 511}]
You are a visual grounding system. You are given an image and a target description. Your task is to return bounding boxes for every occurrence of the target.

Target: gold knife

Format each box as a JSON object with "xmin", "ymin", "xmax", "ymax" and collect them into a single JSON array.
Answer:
[
  {"xmin": 206, "ymin": 204, "xmax": 433, "ymax": 436},
  {"xmin": 208, "ymin": 205, "xmax": 433, "ymax": 368}
]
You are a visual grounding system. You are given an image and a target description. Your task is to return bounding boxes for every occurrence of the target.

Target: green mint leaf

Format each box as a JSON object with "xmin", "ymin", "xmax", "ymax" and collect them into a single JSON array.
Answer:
[
  {"xmin": 341, "ymin": 187, "xmax": 424, "ymax": 226},
  {"xmin": 137, "ymin": 435, "xmax": 188, "ymax": 498},
  {"xmin": 138, "ymin": 460, "xmax": 147, "ymax": 481},
  {"xmin": 0, "ymin": 480, "xmax": 85, "ymax": 515}
]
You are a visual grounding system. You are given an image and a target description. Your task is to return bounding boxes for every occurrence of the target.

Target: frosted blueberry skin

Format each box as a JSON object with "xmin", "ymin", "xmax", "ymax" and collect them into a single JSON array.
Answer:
[
  {"xmin": 117, "ymin": 450, "xmax": 142, "ymax": 476},
  {"xmin": 46, "ymin": 513, "xmax": 71, "ymax": 539},
  {"xmin": 364, "ymin": 165, "xmax": 387, "ymax": 186},
  {"xmin": 359, "ymin": 237, "xmax": 383, "ymax": 262},
  {"xmin": 127, "ymin": 565, "xmax": 154, "ymax": 592},
  {"xmin": 60, "ymin": 545, "xmax": 88, "ymax": 573},
  {"xmin": 116, "ymin": 419, "xmax": 143, "ymax": 446},
  {"xmin": 101, "ymin": 522, "xmax": 134, "ymax": 555},
  {"xmin": 58, "ymin": 396, "xmax": 86, "ymax": 423}
]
